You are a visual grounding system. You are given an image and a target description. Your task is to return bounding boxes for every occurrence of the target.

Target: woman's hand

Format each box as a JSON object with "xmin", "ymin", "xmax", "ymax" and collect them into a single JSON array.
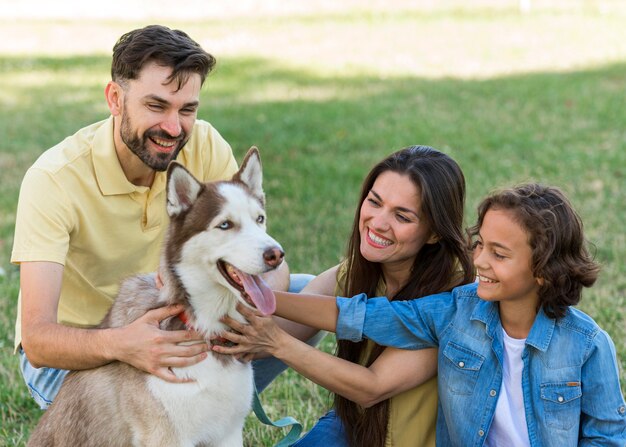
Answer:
[{"xmin": 213, "ymin": 302, "xmax": 290, "ymax": 361}]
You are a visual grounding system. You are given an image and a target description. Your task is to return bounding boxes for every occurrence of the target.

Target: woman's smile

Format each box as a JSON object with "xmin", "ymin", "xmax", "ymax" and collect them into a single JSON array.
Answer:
[
  {"xmin": 366, "ymin": 228, "xmax": 393, "ymax": 248},
  {"xmin": 358, "ymin": 171, "xmax": 436, "ymax": 271}
]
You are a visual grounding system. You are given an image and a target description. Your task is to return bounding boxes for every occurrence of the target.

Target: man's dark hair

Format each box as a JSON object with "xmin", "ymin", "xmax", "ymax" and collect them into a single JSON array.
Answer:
[{"xmin": 111, "ymin": 25, "xmax": 216, "ymax": 90}]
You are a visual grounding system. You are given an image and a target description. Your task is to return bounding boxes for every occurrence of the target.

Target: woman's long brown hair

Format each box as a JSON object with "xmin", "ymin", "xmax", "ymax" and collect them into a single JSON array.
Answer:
[{"xmin": 335, "ymin": 146, "xmax": 474, "ymax": 447}]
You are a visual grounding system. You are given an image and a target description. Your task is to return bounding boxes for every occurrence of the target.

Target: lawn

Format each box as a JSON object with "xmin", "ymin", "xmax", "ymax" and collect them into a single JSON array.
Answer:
[{"xmin": 1, "ymin": 2, "xmax": 625, "ymax": 446}]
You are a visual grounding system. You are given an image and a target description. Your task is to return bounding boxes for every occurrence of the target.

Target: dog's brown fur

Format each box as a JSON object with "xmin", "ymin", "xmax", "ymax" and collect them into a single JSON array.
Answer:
[{"xmin": 27, "ymin": 148, "xmax": 280, "ymax": 447}]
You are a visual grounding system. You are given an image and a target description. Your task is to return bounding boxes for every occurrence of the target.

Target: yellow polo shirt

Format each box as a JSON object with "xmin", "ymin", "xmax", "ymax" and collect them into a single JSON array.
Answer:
[{"xmin": 11, "ymin": 116, "xmax": 238, "ymax": 350}]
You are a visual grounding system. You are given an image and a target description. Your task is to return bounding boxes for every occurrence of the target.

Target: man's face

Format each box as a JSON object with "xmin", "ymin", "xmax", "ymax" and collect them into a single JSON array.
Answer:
[{"xmin": 117, "ymin": 62, "xmax": 201, "ymax": 171}]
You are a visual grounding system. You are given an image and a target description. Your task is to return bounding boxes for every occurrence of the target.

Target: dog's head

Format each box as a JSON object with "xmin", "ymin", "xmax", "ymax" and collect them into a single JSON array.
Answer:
[{"xmin": 164, "ymin": 147, "xmax": 283, "ymax": 316}]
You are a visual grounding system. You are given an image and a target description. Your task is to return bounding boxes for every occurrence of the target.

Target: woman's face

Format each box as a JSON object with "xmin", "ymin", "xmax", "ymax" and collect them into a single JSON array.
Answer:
[{"xmin": 358, "ymin": 171, "xmax": 437, "ymax": 273}]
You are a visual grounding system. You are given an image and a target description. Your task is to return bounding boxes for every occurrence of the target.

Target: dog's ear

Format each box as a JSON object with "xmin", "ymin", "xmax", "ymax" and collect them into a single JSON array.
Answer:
[
  {"xmin": 235, "ymin": 147, "xmax": 264, "ymax": 202},
  {"xmin": 166, "ymin": 162, "xmax": 203, "ymax": 217}
]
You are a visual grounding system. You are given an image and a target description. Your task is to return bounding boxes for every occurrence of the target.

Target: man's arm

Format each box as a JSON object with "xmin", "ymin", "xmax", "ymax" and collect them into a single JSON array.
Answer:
[{"xmin": 20, "ymin": 261, "xmax": 209, "ymax": 382}]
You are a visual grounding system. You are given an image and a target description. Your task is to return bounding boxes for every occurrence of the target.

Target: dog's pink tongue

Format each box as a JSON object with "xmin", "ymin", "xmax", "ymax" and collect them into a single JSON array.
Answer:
[{"xmin": 238, "ymin": 271, "xmax": 276, "ymax": 315}]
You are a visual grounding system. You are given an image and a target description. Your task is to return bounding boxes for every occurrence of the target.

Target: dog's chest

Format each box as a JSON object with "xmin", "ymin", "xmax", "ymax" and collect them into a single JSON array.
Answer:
[{"xmin": 147, "ymin": 357, "xmax": 253, "ymax": 444}]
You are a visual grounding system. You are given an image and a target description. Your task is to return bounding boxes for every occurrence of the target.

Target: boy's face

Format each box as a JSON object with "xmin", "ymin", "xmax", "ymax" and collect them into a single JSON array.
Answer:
[
  {"xmin": 472, "ymin": 208, "xmax": 541, "ymax": 311},
  {"xmin": 115, "ymin": 62, "xmax": 201, "ymax": 171}
]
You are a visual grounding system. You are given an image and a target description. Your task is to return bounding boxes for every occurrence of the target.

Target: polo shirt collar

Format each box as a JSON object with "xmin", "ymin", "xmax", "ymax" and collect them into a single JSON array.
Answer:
[
  {"xmin": 92, "ymin": 116, "xmax": 137, "ymax": 196},
  {"xmin": 92, "ymin": 116, "xmax": 167, "ymax": 196}
]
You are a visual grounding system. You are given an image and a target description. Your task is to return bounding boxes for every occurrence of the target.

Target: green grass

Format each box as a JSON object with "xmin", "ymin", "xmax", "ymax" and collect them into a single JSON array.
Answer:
[{"xmin": 1, "ymin": 4, "xmax": 625, "ymax": 446}]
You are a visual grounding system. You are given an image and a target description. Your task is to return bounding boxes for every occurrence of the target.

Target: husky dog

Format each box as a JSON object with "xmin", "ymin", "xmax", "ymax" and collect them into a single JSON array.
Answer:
[{"xmin": 28, "ymin": 147, "xmax": 284, "ymax": 447}]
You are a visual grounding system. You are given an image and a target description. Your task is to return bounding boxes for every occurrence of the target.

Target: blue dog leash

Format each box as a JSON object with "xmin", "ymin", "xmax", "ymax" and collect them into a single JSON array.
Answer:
[{"xmin": 251, "ymin": 383, "xmax": 303, "ymax": 447}]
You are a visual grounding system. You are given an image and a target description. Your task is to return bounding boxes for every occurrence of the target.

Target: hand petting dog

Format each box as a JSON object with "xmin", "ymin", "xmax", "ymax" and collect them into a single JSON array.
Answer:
[
  {"xmin": 216, "ymin": 302, "xmax": 288, "ymax": 363},
  {"xmin": 115, "ymin": 303, "xmax": 209, "ymax": 382}
]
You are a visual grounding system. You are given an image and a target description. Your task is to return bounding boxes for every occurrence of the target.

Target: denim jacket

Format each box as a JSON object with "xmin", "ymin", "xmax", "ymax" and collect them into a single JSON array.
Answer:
[{"xmin": 336, "ymin": 283, "xmax": 626, "ymax": 447}]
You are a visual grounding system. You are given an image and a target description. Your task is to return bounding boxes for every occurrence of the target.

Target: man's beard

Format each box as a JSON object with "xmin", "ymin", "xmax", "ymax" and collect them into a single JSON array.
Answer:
[{"xmin": 120, "ymin": 113, "xmax": 188, "ymax": 171}]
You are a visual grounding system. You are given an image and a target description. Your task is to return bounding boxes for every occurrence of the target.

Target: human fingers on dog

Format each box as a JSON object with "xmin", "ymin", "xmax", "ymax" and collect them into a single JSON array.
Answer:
[
  {"xmin": 153, "ymin": 366, "xmax": 195, "ymax": 383},
  {"xmin": 211, "ymin": 337, "xmax": 247, "ymax": 355},
  {"xmin": 211, "ymin": 325, "xmax": 271, "ymax": 356},
  {"xmin": 155, "ymin": 333, "xmax": 209, "ymax": 357},
  {"xmin": 174, "ymin": 339, "xmax": 210, "ymax": 356},
  {"xmin": 211, "ymin": 330, "xmax": 264, "ymax": 358},
  {"xmin": 214, "ymin": 318, "xmax": 283, "ymax": 357},
  {"xmin": 143, "ymin": 303, "xmax": 186, "ymax": 325},
  {"xmin": 162, "ymin": 350, "xmax": 209, "ymax": 369},
  {"xmin": 168, "ymin": 328, "xmax": 206, "ymax": 343},
  {"xmin": 236, "ymin": 302, "xmax": 264, "ymax": 320},
  {"xmin": 235, "ymin": 303, "xmax": 280, "ymax": 335},
  {"xmin": 217, "ymin": 329, "xmax": 246, "ymax": 346},
  {"xmin": 220, "ymin": 314, "xmax": 248, "ymax": 334},
  {"xmin": 133, "ymin": 346, "xmax": 202, "ymax": 382}
]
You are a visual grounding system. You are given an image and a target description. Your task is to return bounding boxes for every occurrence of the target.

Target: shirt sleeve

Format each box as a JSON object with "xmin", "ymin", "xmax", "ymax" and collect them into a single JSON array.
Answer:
[
  {"xmin": 336, "ymin": 291, "xmax": 455, "ymax": 349},
  {"xmin": 11, "ymin": 168, "xmax": 73, "ymax": 265},
  {"xmin": 204, "ymin": 124, "xmax": 238, "ymax": 181},
  {"xmin": 579, "ymin": 329, "xmax": 626, "ymax": 445}
]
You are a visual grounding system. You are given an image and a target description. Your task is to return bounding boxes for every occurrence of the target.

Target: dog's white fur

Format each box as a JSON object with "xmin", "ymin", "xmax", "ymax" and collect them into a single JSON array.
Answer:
[{"xmin": 27, "ymin": 148, "xmax": 283, "ymax": 447}]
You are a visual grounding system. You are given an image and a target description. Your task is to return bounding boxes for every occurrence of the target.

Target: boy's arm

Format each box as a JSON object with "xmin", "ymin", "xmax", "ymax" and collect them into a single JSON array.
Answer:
[
  {"xmin": 271, "ymin": 288, "xmax": 450, "ymax": 349},
  {"xmin": 579, "ymin": 330, "xmax": 626, "ymax": 445},
  {"xmin": 335, "ymin": 292, "xmax": 453, "ymax": 349}
]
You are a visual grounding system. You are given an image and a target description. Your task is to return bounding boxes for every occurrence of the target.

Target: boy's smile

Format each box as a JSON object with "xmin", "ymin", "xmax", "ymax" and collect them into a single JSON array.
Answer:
[{"xmin": 473, "ymin": 208, "xmax": 542, "ymax": 312}]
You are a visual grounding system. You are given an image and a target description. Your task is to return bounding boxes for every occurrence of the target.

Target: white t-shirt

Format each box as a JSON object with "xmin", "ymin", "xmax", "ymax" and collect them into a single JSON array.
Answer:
[{"xmin": 485, "ymin": 328, "xmax": 530, "ymax": 447}]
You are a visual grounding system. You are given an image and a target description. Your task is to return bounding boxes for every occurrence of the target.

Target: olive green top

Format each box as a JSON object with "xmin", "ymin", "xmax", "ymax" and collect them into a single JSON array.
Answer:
[{"xmin": 336, "ymin": 264, "xmax": 437, "ymax": 447}]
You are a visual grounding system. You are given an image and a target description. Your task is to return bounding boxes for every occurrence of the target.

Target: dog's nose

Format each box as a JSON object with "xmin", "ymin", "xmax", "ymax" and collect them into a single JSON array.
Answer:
[{"xmin": 263, "ymin": 247, "xmax": 284, "ymax": 268}]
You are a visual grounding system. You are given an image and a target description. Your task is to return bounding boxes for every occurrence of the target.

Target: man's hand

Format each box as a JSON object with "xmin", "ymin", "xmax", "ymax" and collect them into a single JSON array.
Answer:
[{"xmin": 111, "ymin": 304, "xmax": 209, "ymax": 383}]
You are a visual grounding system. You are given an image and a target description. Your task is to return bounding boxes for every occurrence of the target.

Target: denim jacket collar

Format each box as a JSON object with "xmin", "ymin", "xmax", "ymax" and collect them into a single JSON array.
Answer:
[
  {"xmin": 469, "ymin": 297, "xmax": 555, "ymax": 352},
  {"xmin": 525, "ymin": 308, "xmax": 555, "ymax": 352},
  {"xmin": 469, "ymin": 299, "xmax": 500, "ymax": 340}
]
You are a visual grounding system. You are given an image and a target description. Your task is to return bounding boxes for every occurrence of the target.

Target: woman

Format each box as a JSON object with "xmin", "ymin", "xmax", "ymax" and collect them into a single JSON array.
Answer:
[
  {"xmin": 252, "ymin": 184, "xmax": 626, "ymax": 446},
  {"xmin": 217, "ymin": 146, "xmax": 474, "ymax": 446}
]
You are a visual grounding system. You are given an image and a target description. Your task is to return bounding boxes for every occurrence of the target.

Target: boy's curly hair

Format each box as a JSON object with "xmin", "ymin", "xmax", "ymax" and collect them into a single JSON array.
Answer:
[{"xmin": 468, "ymin": 183, "xmax": 600, "ymax": 319}]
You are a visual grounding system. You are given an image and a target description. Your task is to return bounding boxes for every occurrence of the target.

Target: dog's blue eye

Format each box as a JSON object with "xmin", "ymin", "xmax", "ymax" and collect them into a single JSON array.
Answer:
[
  {"xmin": 218, "ymin": 221, "xmax": 233, "ymax": 230},
  {"xmin": 257, "ymin": 215, "xmax": 265, "ymax": 224}
]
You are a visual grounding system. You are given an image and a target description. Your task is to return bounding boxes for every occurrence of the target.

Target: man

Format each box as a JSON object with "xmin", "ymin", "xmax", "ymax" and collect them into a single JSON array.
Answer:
[{"xmin": 12, "ymin": 25, "xmax": 314, "ymax": 409}]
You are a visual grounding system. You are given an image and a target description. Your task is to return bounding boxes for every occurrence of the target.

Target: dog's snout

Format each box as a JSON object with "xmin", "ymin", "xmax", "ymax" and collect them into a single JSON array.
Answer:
[{"xmin": 263, "ymin": 247, "xmax": 284, "ymax": 267}]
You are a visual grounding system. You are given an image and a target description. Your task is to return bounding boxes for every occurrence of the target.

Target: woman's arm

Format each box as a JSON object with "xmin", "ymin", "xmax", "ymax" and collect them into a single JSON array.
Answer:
[
  {"xmin": 273, "ymin": 291, "xmax": 338, "ymax": 332},
  {"xmin": 273, "ymin": 275, "xmax": 340, "ymax": 332},
  {"xmin": 216, "ymin": 303, "xmax": 437, "ymax": 407},
  {"xmin": 271, "ymin": 265, "xmax": 341, "ymax": 341}
]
